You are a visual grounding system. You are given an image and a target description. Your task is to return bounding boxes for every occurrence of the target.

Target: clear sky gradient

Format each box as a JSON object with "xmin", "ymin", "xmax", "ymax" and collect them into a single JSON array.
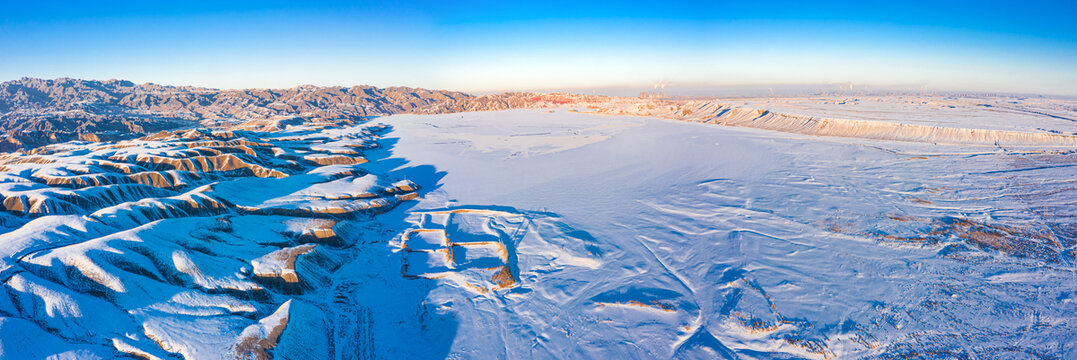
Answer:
[{"xmin": 1, "ymin": 1, "xmax": 1075, "ymax": 95}]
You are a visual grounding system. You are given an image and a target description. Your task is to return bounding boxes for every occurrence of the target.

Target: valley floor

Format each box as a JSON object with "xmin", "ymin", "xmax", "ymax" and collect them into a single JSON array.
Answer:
[
  {"xmin": 0, "ymin": 105, "xmax": 1074, "ymax": 359},
  {"xmin": 377, "ymin": 109, "xmax": 1076, "ymax": 359}
]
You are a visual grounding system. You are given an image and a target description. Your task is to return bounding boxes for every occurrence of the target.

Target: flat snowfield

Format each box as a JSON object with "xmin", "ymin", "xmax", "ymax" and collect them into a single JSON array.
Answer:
[
  {"xmin": 376, "ymin": 109, "xmax": 1076, "ymax": 358},
  {"xmin": 0, "ymin": 103, "xmax": 1074, "ymax": 359}
]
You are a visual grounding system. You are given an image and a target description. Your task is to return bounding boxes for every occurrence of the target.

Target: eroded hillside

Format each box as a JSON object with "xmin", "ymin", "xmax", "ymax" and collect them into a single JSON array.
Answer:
[{"xmin": 0, "ymin": 78, "xmax": 610, "ymax": 151}]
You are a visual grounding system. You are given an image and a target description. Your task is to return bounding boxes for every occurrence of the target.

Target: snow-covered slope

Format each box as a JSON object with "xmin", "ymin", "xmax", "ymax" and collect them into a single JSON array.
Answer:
[
  {"xmin": 590, "ymin": 97, "xmax": 1077, "ymax": 147},
  {"xmin": 0, "ymin": 78, "xmax": 612, "ymax": 152},
  {"xmin": 0, "ymin": 100, "xmax": 1075, "ymax": 359},
  {"xmin": 0, "ymin": 121, "xmax": 419, "ymax": 359},
  {"xmin": 732, "ymin": 95, "xmax": 1077, "ymax": 134}
]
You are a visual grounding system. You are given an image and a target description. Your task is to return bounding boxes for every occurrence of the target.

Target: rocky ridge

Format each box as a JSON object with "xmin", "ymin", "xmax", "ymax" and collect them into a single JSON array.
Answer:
[{"xmin": 0, "ymin": 78, "xmax": 610, "ymax": 151}]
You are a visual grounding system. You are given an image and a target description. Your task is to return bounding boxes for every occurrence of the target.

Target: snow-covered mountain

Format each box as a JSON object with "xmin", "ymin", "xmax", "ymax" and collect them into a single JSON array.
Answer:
[{"xmin": 0, "ymin": 78, "xmax": 610, "ymax": 152}]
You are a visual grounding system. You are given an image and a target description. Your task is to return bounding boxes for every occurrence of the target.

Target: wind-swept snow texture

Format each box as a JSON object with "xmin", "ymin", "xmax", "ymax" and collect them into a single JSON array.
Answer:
[
  {"xmin": 0, "ymin": 97, "xmax": 1075, "ymax": 359},
  {"xmin": 381, "ymin": 108, "xmax": 1077, "ymax": 359}
]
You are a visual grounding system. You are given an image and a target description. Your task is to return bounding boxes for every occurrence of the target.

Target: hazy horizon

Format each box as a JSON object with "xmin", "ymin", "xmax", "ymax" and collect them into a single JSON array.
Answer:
[{"xmin": 2, "ymin": 1, "xmax": 1075, "ymax": 95}]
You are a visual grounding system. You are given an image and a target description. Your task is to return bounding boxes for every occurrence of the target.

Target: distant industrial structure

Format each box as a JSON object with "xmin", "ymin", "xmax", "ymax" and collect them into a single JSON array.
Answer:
[{"xmin": 640, "ymin": 81, "xmax": 668, "ymax": 99}]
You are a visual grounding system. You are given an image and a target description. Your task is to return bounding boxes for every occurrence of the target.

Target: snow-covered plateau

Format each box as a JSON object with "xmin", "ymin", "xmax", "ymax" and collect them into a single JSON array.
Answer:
[{"xmin": 0, "ymin": 96, "xmax": 1075, "ymax": 359}]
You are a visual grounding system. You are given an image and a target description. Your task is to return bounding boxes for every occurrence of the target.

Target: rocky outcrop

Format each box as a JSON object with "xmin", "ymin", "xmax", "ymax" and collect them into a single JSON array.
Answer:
[
  {"xmin": 107, "ymin": 153, "xmax": 289, "ymax": 178},
  {"xmin": 0, "ymin": 119, "xmax": 419, "ymax": 358}
]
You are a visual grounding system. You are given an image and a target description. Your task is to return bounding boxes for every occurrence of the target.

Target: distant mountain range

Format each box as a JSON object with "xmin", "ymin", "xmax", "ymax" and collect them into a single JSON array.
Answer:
[{"xmin": 0, "ymin": 77, "xmax": 607, "ymax": 151}]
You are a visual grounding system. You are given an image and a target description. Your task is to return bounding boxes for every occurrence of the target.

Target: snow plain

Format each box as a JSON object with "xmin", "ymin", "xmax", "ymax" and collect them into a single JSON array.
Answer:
[
  {"xmin": 0, "ymin": 97, "xmax": 1075, "ymax": 359},
  {"xmin": 377, "ymin": 108, "xmax": 1077, "ymax": 359}
]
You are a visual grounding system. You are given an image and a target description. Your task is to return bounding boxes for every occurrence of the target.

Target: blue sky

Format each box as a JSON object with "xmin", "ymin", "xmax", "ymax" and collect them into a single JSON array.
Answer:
[{"xmin": 1, "ymin": 1, "xmax": 1075, "ymax": 95}]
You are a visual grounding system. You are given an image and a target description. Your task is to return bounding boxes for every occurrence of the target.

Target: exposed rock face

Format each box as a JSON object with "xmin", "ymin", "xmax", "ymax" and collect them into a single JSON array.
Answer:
[
  {"xmin": 0, "ymin": 77, "xmax": 471, "ymax": 120},
  {"xmin": 0, "ymin": 78, "xmax": 611, "ymax": 151},
  {"xmin": 0, "ymin": 119, "xmax": 421, "ymax": 358}
]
